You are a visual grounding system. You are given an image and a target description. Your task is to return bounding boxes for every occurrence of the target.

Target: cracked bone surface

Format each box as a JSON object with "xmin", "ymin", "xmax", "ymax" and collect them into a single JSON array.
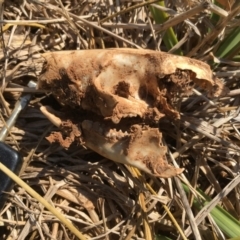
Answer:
[{"xmin": 38, "ymin": 48, "xmax": 225, "ymax": 178}]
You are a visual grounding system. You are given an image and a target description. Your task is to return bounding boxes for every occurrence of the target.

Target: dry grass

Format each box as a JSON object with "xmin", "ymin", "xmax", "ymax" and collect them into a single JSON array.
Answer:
[{"xmin": 0, "ymin": 0, "xmax": 240, "ymax": 239}]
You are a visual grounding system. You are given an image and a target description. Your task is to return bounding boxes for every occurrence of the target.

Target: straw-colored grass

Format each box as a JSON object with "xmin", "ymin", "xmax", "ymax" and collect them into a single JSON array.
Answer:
[{"xmin": 0, "ymin": 0, "xmax": 240, "ymax": 239}]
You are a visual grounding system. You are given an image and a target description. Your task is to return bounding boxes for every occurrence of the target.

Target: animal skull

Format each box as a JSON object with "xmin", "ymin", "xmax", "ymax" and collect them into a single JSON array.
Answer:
[{"xmin": 38, "ymin": 49, "xmax": 225, "ymax": 178}]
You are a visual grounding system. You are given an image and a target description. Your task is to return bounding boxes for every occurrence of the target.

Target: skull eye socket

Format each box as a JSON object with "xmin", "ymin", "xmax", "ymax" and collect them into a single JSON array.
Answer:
[
  {"xmin": 138, "ymin": 85, "xmax": 155, "ymax": 105},
  {"xmin": 113, "ymin": 81, "xmax": 131, "ymax": 98},
  {"xmin": 138, "ymin": 85, "xmax": 147, "ymax": 99}
]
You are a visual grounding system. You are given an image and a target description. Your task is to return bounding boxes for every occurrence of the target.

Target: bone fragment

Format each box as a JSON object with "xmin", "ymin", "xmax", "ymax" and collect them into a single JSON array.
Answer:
[{"xmin": 40, "ymin": 106, "xmax": 62, "ymax": 127}]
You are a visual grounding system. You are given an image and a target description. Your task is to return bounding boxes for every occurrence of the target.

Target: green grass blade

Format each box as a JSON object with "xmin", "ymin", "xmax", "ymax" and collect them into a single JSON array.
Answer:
[
  {"xmin": 149, "ymin": 1, "xmax": 182, "ymax": 55},
  {"xmin": 232, "ymin": 55, "xmax": 240, "ymax": 61},
  {"xmin": 155, "ymin": 234, "xmax": 172, "ymax": 240},
  {"xmin": 183, "ymin": 184, "xmax": 240, "ymax": 238},
  {"xmin": 208, "ymin": 1, "xmax": 240, "ymax": 62},
  {"xmin": 215, "ymin": 26, "xmax": 240, "ymax": 59},
  {"xmin": 210, "ymin": 0, "xmax": 222, "ymax": 26},
  {"xmin": 210, "ymin": 204, "xmax": 240, "ymax": 237}
]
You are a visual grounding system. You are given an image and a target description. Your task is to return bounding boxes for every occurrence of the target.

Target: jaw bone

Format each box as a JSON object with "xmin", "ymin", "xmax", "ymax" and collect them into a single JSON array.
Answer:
[
  {"xmin": 81, "ymin": 120, "xmax": 184, "ymax": 178},
  {"xmin": 41, "ymin": 106, "xmax": 183, "ymax": 178}
]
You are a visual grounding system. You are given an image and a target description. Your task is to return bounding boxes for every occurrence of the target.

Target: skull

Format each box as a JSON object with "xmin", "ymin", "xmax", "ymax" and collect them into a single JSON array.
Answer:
[{"xmin": 38, "ymin": 48, "xmax": 225, "ymax": 178}]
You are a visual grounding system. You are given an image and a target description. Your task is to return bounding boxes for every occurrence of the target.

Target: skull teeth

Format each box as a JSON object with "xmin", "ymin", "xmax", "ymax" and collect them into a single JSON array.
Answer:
[
  {"xmin": 105, "ymin": 128, "xmax": 128, "ymax": 140},
  {"xmin": 122, "ymin": 113, "xmax": 138, "ymax": 118},
  {"xmin": 82, "ymin": 120, "xmax": 129, "ymax": 140}
]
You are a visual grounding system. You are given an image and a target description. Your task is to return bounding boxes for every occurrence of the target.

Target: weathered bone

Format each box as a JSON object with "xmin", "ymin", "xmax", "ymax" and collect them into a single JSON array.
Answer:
[
  {"xmin": 39, "ymin": 48, "xmax": 224, "ymax": 123},
  {"xmin": 81, "ymin": 120, "xmax": 184, "ymax": 178},
  {"xmin": 38, "ymin": 48, "xmax": 225, "ymax": 178},
  {"xmin": 40, "ymin": 106, "xmax": 183, "ymax": 178},
  {"xmin": 40, "ymin": 106, "xmax": 61, "ymax": 127}
]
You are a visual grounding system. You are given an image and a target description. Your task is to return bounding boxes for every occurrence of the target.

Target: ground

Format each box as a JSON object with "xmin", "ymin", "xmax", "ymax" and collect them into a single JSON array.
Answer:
[{"xmin": 0, "ymin": 1, "xmax": 240, "ymax": 240}]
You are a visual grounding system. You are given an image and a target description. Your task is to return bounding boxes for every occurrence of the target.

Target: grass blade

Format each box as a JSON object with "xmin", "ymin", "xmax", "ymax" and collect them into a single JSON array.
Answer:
[
  {"xmin": 215, "ymin": 26, "xmax": 240, "ymax": 59},
  {"xmin": 183, "ymin": 184, "xmax": 240, "ymax": 238},
  {"xmin": 149, "ymin": 1, "xmax": 182, "ymax": 55}
]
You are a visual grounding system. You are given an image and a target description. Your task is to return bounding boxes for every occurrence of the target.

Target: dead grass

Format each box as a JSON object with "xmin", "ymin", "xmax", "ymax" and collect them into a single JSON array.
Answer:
[{"xmin": 0, "ymin": 0, "xmax": 240, "ymax": 239}]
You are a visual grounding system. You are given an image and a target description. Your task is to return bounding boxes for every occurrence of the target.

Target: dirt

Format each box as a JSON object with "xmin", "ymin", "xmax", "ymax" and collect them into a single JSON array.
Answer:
[
  {"xmin": 46, "ymin": 119, "xmax": 82, "ymax": 148},
  {"xmin": 38, "ymin": 48, "xmax": 226, "ymax": 178}
]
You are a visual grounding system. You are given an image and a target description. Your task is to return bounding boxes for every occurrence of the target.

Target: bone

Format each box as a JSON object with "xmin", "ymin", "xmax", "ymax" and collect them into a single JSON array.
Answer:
[
  {"xmin": 38, "ymin": 48, "xmax": 226, "ymax": 178},
  {"xmin": 39, "ymin": 49, "xmax": 226, "ymax": 123},
  {"xmin": 40, "ymin": 106, "xmax": 62, "ymax": 127},
  {"xmin": 81, "ymin": 121, "xmax": 184, "ymax": 178}
]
